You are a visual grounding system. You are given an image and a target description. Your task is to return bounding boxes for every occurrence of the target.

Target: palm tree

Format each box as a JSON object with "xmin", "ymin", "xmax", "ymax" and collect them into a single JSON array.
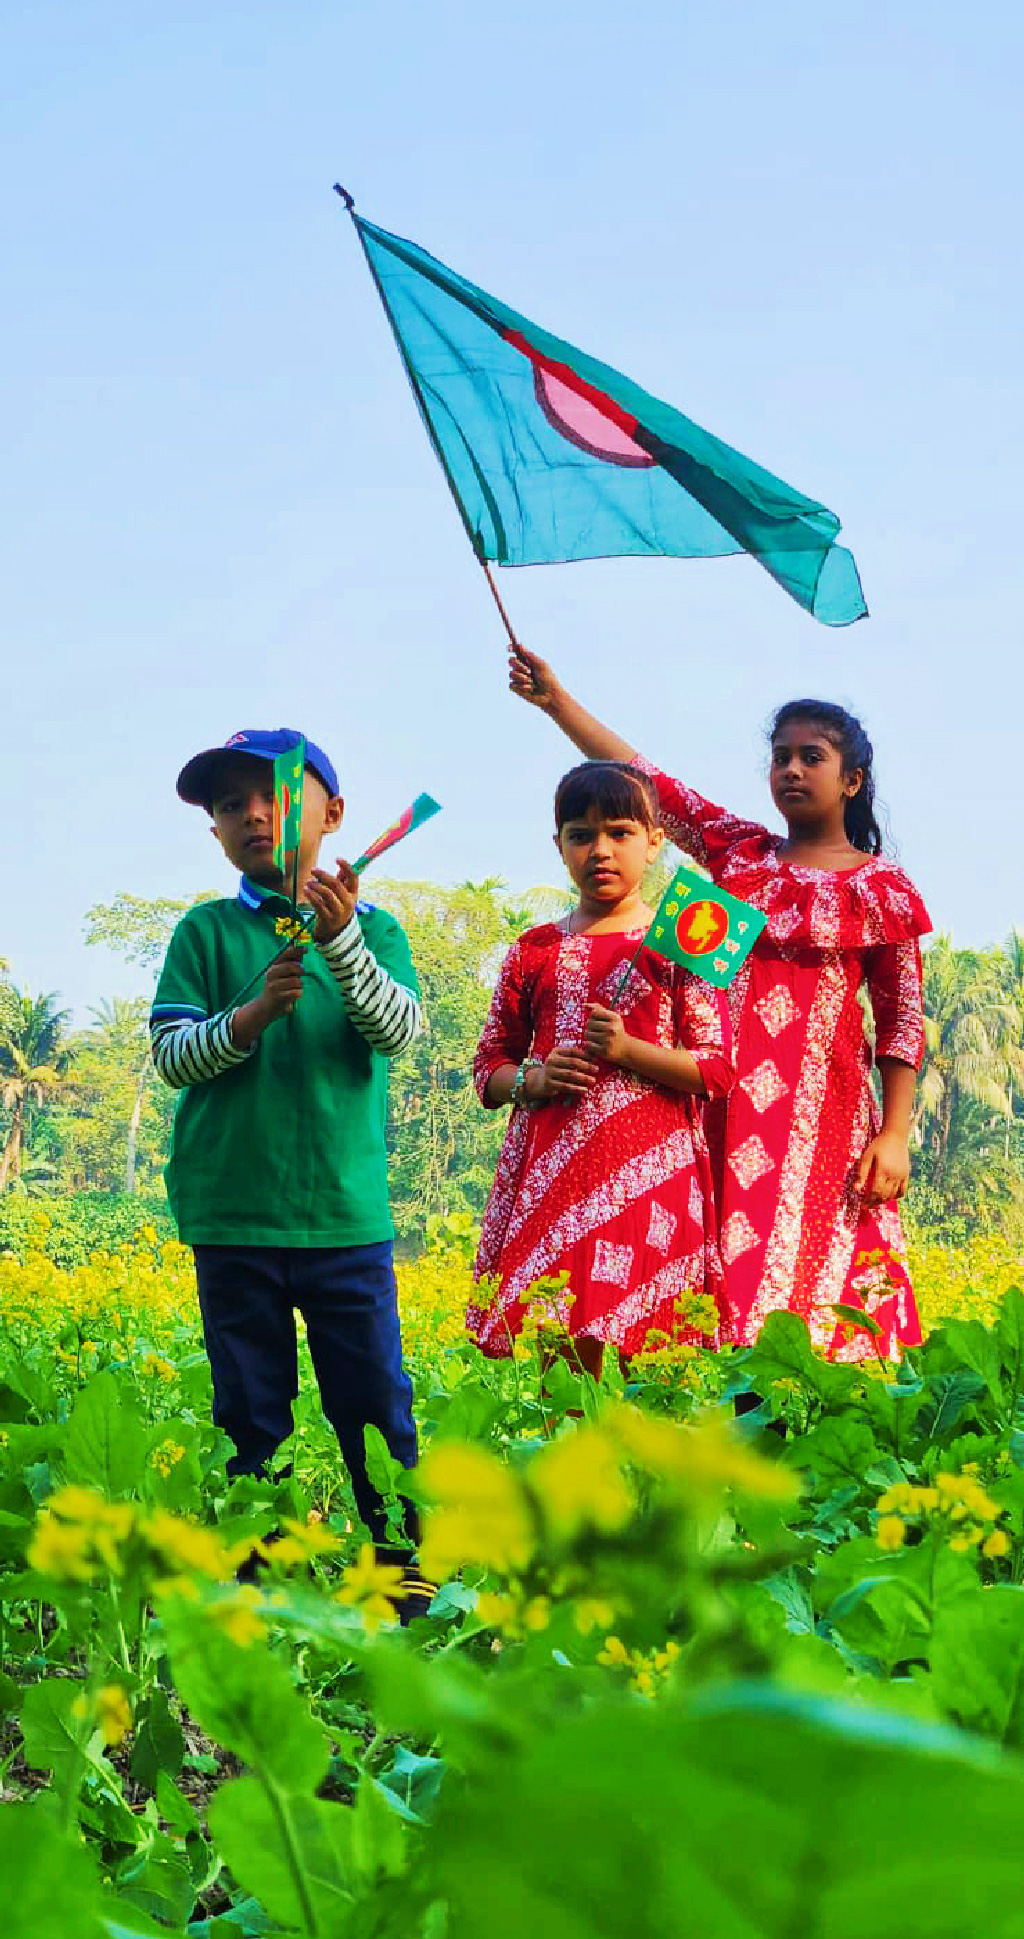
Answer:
[
  {"xmin": 997, "ymin": 930, "xmax": 1024, "ymax": 1161},
  {"xmin": 917, "ymin": 938, "xmax": 1018, "ymax": 1188},
  {"xmin": 0, "ymin": 989, "xmax": 72, "ymax": 1193},
  {"xmin": 81, "ymin": 997, "xmax": 154, "ymax": 1195}
]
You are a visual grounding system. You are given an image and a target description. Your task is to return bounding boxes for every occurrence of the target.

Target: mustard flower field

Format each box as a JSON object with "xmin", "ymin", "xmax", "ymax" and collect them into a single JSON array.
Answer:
[{"xmin": 3, "ymin": 1214, "xmax": 1024, "ymax": 1937}]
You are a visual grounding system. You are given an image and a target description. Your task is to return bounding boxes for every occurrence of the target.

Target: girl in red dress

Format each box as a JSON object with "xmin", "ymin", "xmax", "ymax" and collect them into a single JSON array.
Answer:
[
  {"xmin": 506, "ymin": 647, "xmax": 931, "ymax": 1363},
  {"xmin": 467, "ymin": 761, "xmax": 734, "ymax": 1370}
]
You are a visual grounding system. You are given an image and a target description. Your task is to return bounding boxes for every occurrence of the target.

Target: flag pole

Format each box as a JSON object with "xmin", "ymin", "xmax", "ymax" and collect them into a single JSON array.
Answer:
[
  {"xmin": 334, "ymin": 183, "xmax": 522, "ymax": 655},
  {"xmin": 478, "ymin": 557, "xmax": 519, "ymax": 647},
  {"xmin": 290, "ymin": 838, "xmax": 300, "ymax": 915},
  {"xmin": 610, "ymin": 935, "xmax": 647, "ymax": 1011}
]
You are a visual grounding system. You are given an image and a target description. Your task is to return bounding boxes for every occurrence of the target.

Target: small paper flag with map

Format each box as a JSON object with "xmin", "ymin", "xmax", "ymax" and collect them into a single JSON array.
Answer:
[
  {"xmin": 642, "ymin": 864, "xmax": 767, "ymax": 989},
  {"xmin": 352, "ymin": 793, "xmax": 441, "ymax": 874},
  {"xmin": 272, "ymin": 736, "xmax": 306, "ymax": 904}
]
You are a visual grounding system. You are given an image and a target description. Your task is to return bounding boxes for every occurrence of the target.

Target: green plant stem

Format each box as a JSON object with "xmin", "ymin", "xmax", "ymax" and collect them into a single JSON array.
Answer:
[
  {"xmin": 106, "ymin": 1580, "xmax": 134, "ymax": 1677},
  {"xmin": 260, "ymin": 1769, "xmax": 320, "ymax": 1936}
]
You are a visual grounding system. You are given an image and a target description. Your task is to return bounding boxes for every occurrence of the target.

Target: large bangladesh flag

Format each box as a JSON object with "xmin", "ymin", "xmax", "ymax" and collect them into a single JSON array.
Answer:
[{"xmin": 348, "ymin": 207, "xmax": 867, "ymax": 626}]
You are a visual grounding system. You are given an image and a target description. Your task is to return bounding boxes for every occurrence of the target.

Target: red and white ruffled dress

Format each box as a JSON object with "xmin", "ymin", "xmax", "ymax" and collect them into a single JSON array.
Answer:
[
  {"xmin": 467, "ymin": 922, "xmax": 734, "ymax": 1358},
  {"xmin": 640, "ymin": 763, "xmax": 932, "ymax": 1360}
]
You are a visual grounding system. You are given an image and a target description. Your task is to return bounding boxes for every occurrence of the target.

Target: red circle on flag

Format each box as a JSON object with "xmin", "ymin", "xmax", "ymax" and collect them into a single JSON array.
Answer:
[{"xmin": 675, "ymin": 899, "xmax": 729, "ymax": 956}]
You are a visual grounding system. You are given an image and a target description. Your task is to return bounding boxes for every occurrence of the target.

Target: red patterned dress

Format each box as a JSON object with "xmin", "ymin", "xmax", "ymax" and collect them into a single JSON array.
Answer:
[
  {"xmin": 467, "ymin": 922, "xmax": 734, "ymax": 1358},
  {"xmin": 640, "ymin": 762, "xmax": 932, "ymax": 1359}
]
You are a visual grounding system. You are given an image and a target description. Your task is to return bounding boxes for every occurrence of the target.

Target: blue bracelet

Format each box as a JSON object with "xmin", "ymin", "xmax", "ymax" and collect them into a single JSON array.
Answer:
[{"xmin": 510, "ymin": 1058, "xmax": 543, "ymax": 1109}]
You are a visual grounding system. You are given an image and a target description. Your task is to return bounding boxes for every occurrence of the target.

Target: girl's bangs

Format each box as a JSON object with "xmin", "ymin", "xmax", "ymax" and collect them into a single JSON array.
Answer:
[{"xmin": 555, "ymin": 762, "xmax": 659, "ymax": 830}]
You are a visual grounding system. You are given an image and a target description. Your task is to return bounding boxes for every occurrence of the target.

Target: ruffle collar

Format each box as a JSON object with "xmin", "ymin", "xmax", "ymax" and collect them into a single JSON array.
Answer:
[{"xmin": 715, "ymin": 838, "xmax": 932, "ymax": 950}]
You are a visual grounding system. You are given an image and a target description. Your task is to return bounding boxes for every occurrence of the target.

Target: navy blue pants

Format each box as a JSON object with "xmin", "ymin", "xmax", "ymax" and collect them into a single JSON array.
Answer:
[{"xmin": 192, "ymin": 1241, "xmax": 418, "ymax": 1546}]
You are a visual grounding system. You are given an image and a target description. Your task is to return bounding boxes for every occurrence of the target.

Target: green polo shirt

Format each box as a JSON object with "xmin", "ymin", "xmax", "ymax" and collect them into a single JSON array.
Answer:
[{"xmin": 152, "ymin": 880, "xmax": 420, "ymax": 1247}]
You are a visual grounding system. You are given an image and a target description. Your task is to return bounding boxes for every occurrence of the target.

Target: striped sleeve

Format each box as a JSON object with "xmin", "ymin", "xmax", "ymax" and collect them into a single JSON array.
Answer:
[
  {"xmin": 149, "ymin": 1008, "xmax": 253, "ymax": 1089},
  {"xmin": 318, "ymin": 919, "xmax": 422, "ymax": 1057}
]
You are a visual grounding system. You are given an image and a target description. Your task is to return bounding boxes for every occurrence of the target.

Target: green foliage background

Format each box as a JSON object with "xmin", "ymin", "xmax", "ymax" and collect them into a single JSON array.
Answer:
[
  {"xmin": 2, "ymin": 887, "xmax": 1024, "ymax": 1932},
  {"xmin": 3, "ymin": 884, "xmax": 1024, "ymax": 1248}
]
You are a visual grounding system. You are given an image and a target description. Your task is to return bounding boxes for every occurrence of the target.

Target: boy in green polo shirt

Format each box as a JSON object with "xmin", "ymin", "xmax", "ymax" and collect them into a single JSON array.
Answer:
[{"xmin": 150, "ymin": 728, "xmax": 426, "ymax": 1605}]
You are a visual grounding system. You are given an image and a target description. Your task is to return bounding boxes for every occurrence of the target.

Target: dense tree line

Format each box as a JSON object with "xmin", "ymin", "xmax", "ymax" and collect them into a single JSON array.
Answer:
[{"xmin": 2, "ymin": 891, "xmax": 1024, "ymax": 1246}]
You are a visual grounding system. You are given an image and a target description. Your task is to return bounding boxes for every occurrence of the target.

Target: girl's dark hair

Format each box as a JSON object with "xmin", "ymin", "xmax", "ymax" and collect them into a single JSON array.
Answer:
[
  {"xmin": 554, "ymin": 760, "xmax": 660, "ymax": 833},
  {"xmin": 770, "ymin": 699, "xmax": 883, "ymax": 855}
]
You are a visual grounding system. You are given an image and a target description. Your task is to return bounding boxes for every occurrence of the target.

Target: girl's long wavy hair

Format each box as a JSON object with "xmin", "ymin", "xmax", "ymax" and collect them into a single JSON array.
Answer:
[{"xmin": 770, "ymin": 700, "xmax": 883, "ymax": 855}]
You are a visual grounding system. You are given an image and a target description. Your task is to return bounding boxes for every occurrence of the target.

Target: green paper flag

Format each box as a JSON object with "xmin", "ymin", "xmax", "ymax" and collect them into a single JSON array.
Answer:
[
  {"xmin": 346, "ymin": 208, "xmax": 867, "ymax": 625},
  {"xmin": 351, "ymin": 793, "xmax": 441, "ymax": 874},
  {"xmin": 272, "ymin": 736, "xmax": 305, "ymax": 903},
  {"xmin": 642, "ymin": 864, "xmax": 767, "ymax": 989}
]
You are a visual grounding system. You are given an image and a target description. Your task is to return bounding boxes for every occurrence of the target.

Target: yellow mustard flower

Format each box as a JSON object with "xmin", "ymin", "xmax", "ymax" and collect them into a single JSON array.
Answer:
[
  {"xmin": 45, "ymin": 1486, "xmax": 135, "ymax": 1533},
  {"xmin": 144, "ymin": 1510, "xmax": 236, "ymax": 1582},
  {"xmin": 333, "ymin": 1543, "xmax": 403, "ymax": 1635},
  {"xmin": 72, "ymin": 1684, "xmax": 133, "ymax": 1748},
  {"xmin": 29, "ymin": 1513, "xmax": 95, "ymax": 1583},
  {"xmin": 209, "ymin": 1586, "xmax": 266, "ymax": 1649},
  {"xmin": 597, "ymin": 1635, "xmax": 631, "ymax": 1668},
  {"xmin": 150, "ymin": 1438, "xmax": 187, "ymax": 1479},
  {"xmin": 29, "ymin": 1489, "xmax": 136, "ymax": 1579},
  {"xmin": 573, "ymin": 1598, "xmax": 618, "ymax": 1635},
  {"xmin": 95, "ymin": 1685, "xmax": 133, "ymax": 1747},
  {"xmin": 153, "ymin": 1574, "xmax": 202, "ymax": 1603},
  {"xmin": 140, "ymin": 1353, "xmax": 178, "ymax": 1382},
  {"xmin": 266, "ymin": 1517, "xmax": 343, "ymax": 1567},
  {"xmin": 529, "ymin": 1426, "xmax": 634, "ymax": 1540},
  {"xmin": 672, "ymin": 1290, "xmax": 720, "ymax": 1339},
  {"xmin": 876, "ymin": 1515, "xmax": 907, "ymax": 1552},
  {"xmin": 607, "ymin": 1406, "xmax": 798, "ymax": 1504},
  {"xmin": 419, "ymin": 1444, "xmax": 534, "ymax": 1581},
  {"xmin": 476, "ymin": 1591, "xmax": 519, "ymax": 1630},
  {"xmin": 876, "ymin": 1485, "xmax": 911, "ymax": 1514},
  {"xmin": 983, "ymin": 1529, "xmax": 1011, "ymax": 1559}
]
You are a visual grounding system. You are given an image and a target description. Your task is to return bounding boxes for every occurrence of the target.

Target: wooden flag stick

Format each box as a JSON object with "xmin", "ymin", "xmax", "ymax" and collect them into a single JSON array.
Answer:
[
  {"xmin": 334, "ymin": 185, "xmax": 523, "ymax": 657},
  {"xmin": 610, "ymin": 934, "xmax": 648, "ymax": 1011},
  {"xmin": 478, "ymin": 556, "xmax": 519, "ymax": 648}
]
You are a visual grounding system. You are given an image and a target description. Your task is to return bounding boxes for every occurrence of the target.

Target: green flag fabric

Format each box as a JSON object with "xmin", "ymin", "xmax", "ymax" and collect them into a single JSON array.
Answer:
[
  {"xmin": 272, "ymin": 736, "xmax": 305, "ymax": 902},
  {"xmin": 643, "ymin": 864, "xmax": 767, "ymax": 989},
  {"xmin": 349, "ymin": 210, "xmax": 867, "ymax": 625}
]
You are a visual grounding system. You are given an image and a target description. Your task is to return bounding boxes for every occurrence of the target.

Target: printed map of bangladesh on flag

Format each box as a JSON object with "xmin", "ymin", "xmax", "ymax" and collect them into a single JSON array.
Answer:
[
  {"xmin": 348, "ymin": 208, "xmax": 867, "ymax": 625},
  {"xmin": 272, "ymin": 737, "xmax": 305, "ymax": 889},
  {"xmin": 643, "ymin": 865, "xmax": 766, "ymax": 989}
]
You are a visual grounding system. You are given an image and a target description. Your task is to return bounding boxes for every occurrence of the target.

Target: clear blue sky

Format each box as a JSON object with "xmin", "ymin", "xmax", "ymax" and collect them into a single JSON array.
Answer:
[{"xmin": 3, "ymin": 0, "xmax": 1021, "ymax": 1015}]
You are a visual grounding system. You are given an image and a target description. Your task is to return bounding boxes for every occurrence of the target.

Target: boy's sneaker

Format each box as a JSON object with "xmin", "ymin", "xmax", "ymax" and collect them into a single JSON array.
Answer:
[
  {"xmin": 234, "ymin": 1527, "xmax": 282, "ymax": 1585},
  {"xmin": 373, "ymin": 1545, "xmax": 438, "ymax": 1627},
  {"xmin": 391, "ymin": 1566, "xmax": 439, "ymax": 1627}
]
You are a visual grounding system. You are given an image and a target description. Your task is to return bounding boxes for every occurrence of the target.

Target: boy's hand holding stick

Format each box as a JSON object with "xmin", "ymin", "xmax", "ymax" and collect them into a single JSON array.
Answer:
[
  {"xmin": 305, "ymin": 859, "xmax": 360, "ymax": 942},
  {"xmin": 224, "ymin": 795, "xmax": 441, "ymax": 1045},
  {"xmin": 231, "ymin": 947, "xmax": 308, "ymax": 1049},
  {"xmin": 228, "ymin": 861, "xmax": 360, "ymax": 1049}
]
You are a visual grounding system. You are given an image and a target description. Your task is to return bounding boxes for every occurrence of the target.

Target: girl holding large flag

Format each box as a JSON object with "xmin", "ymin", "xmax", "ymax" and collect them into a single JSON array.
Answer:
[
  {"xmin": 468, "ymin": 760, "xmax": 734, "ymax": 1370},
  {"xmin": 508, "ymin": 646, "xmax": 931, "ymax": 1362}
]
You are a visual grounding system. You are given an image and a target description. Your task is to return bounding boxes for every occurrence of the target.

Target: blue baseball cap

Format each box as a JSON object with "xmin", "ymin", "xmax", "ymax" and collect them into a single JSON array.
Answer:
[{"xmin": 176, "ymin": 729, "xmax": 340, "ymax": 810}]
